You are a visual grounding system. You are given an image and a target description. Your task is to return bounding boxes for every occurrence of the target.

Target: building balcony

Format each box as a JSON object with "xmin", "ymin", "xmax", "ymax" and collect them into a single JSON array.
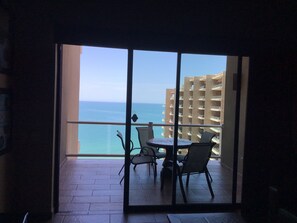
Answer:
[
  {"xmin": 210, "ymin": 116, "xmax": 221, "ymax": 122},
  {"xmin": 212, "ymin": 83, "xmax": 223, "ymax": 90},
  {"xmin": 199, "ymin": 85, "xmax": 206, "ymax": 90},
  {"xmin": 179, "ymin": 96, "xmax": 183, "ymax": 100},
  {"xmin": 199, "ymin": 76, "xmax": 206, "ymax": 81},
  {"xmin": 212, "ymin": 73, "xmax": 223, "ymax": 80},
  {"xmin": 198, "ymin": 97, "xmax": 206, "ymax": 101},
  {"xmin": 188, "ymin": 115, "xmax": 192, "ymax": 118},
  {"xmin": 212, "ymin": 136, "xmax": 220, "ymax": 144},
  {"xmin": 198, "ymin": 106, "xmax": 205, "ymax": 110},
  {"xmin": 210, "ymin": 127, "xmax": 221, "ymax": 133},
  {"xmin": 198, "ymin": 115, "xmax": 205, "ymax": 120},
  {"xmin": 211, "ymin": 106, "xmax": 221, "ymax": 111},
  {"xmin": 211, "ymin": 96, "xmax": 221, "ymax": 101}
]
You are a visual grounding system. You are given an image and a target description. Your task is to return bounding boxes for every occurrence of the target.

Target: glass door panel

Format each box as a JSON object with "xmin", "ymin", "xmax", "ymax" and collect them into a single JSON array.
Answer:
[
  {"xmin": 129, "ymin": 50, "xmax": 177, "ymax": 206},
  {"xmin": 177, "ymin": 53, "xmax": 233, "ymax": 204},
  {"xmin": 78, "ymin": 46, "xmax": 128, "ymax": 156}
]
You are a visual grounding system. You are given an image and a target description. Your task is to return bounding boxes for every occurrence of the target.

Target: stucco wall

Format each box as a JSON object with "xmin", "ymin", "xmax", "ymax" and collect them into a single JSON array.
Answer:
[{"xmin": 60, "ymin": 45, "xmax": 81, "ymax": 165}]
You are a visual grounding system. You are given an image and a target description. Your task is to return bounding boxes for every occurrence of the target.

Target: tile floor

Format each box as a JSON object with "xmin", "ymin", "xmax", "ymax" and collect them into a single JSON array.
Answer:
[{"xmin": 50, "ymin": 158, "xmax": 242, "ymax": 223}]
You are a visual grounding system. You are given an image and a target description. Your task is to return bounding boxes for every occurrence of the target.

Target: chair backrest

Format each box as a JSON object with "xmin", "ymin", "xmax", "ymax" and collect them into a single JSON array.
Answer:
[
  {"xmin": 136, "ymin": 127, "xmax": 156, "ymax": 154},
  {"xmin": 136, "ymin": 127, "xmax": 153, "ymax": 147},
  {"xmin": 200, "ymin": 131, "xmax": 216, "ymax": 143},
  {"xmin": 181, "ymin": 142, "xmax": 215, "ymax": 174},
  {"xmin": 116, "ymin": 130, "xmax": 133, "ymax": 152}
]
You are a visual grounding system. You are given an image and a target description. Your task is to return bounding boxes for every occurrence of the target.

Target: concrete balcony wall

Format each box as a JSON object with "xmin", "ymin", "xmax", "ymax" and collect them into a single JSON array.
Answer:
[{"xmin": 60, "ymin": 45, "xmax": 81, "ymax": 164}]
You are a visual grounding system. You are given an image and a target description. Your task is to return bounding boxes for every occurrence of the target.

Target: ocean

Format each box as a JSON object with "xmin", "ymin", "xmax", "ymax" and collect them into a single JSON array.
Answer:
[{"xmin": 78, "ymin": 101, "xmax": 165, "ymax": 154}]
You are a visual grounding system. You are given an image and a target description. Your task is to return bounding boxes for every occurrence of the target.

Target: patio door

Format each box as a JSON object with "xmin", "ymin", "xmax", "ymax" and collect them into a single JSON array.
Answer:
[
  {"xmin": 125, "ymin": 50, "xmax": 178, "ymax": 207},
  {"xmin": 124, "ymin": 51, "xmax": 248, "ymax": 211}
]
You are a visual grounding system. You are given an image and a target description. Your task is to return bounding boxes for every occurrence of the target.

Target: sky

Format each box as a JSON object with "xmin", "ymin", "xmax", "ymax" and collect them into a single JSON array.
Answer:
[{"xmin": 79, "ymin": 46, "xmax": 227, "ymax": 104}]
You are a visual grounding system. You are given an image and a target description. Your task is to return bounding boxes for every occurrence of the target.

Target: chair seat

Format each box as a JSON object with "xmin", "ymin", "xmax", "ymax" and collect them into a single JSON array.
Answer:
[
  {"xmin": 156, "ymin": 151, "xmax": 166, "ymax": 159},
  {"xmin": 131, "ymin": 155, "xmax": 155, "ymax": 165}
]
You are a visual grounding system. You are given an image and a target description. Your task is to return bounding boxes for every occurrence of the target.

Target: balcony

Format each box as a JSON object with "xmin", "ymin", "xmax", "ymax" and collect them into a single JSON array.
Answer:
[
  {"xmin": 212, "ymin": 83, "xmax": 222, "ymax": 90},
  {"xmin": 210, "ymin": 127, "xmax": 221, "ymax": 133},
  {"xmin": 210, "ymin": 116, "xmax": 221, "ymax": 122},
  {"xmin": 198, "ymin": 115, "xmax": 204, "ymax": 120},
  {"xmin": 212, "ymin": 136, "xmax": 220, "ymax": 144},
  {"xmin": 199, "ymin": 76, "xmax": 206, "ymax": 81},
  {"xmin": 212, "ymin": 73, "xmax": 223, "ymax": 80},
  {"xmin": 58, "ymin": 157, "xmax": 241, "ymax": 213},
  {"xmin": 62, "ymin": 122, "xmax": 242, "ymax": 209},
  {"xmin": 199, "ymin": 85, "xmax": 206, "ymax": 91},
  {"xmin": 198, "ymin": 106, "xmax": 205, "ymax": 110},
  {"xmin": 211, "ymin": 96, "xmax": 221, "ymax": 101},
  {"xmin": 198, "ymin": 97, "xmax": 206, "ymax": 101},
  {"xmin": 211, "ymin": 106, "xmax": 221, "ymax": 111}
]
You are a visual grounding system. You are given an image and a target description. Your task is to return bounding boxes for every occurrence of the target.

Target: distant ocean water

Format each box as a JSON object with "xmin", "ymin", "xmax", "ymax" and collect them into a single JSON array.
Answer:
[{"xmin": 78, "ymin": 101, "xmax": 164, "ymax": 154}]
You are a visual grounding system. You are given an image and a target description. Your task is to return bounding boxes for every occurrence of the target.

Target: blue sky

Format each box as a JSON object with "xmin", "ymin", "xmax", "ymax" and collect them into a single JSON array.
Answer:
[{"xmin": 80, "ymin": 46, "xmax": 226, "ymax": 103}]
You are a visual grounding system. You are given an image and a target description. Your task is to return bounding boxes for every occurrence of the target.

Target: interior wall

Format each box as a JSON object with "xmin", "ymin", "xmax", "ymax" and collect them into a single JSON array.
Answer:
[
  {"xmin": 241, "ymin": 51, "xmax": 297, "ymax": 220},
  {"xmin": 12, "ymin": 2, "xmax": 55, "ymax": 215},
  {"xmin": 60, "ymin": 45, "xmax": 81, "ymax": 165},
  {"xmin": 0, "ymin": 51, "xmax": 14, "ymax": 213},
  {"xmin": 0, "ymin": 4, "xmax": 13, "ymax": 213},
  {"xmin": 0, "ymin": 74, "xmax": 13, "ymax": 212}
]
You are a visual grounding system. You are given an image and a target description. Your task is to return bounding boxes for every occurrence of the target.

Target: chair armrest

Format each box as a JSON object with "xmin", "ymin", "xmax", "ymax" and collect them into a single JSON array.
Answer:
[{"xmin": 141, "ymin": 146, "xmax": 157, "ymax": 157}]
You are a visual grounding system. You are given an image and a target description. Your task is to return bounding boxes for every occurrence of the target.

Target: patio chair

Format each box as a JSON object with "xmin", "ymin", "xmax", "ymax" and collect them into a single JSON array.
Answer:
[
  {"xmin": 177, "ymin": 131, "xmax": 216, "ymax": 183},
  {"xmin": 136, "ymin": 126, "xmax": 166, "ymax": 173},
  {"xmin": 136, "ymin": 126, "xmax": 166, "ymax": 159},
  {"xmin": 175, "ymin": 142, "xmax": 215, "ymax": 203},
  {"xmin": 117, "ymin": 130, "xmax": 157, "ymax": 184}
]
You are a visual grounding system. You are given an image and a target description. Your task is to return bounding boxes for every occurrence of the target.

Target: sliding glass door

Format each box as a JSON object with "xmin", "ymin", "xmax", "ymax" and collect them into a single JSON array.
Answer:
[
  {"xmin": 127, "ymin": 50, "xmax": 177, "ymax": 206},
  {"xmin": 124, "ymin": 51, "xmax": 247, "ymax": 210}
]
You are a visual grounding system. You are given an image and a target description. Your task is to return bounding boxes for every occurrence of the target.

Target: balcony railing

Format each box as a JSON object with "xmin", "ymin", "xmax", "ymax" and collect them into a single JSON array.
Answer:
[{"xmin": 66, "ymin": 121, "xmax": 223, "ymax": 158}]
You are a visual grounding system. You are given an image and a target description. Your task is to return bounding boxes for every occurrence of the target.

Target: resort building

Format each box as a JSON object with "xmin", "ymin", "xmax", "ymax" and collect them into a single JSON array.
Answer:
[{"xmin": 164, "ymin": 72, "xmax": 225, "ymax": 157}]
